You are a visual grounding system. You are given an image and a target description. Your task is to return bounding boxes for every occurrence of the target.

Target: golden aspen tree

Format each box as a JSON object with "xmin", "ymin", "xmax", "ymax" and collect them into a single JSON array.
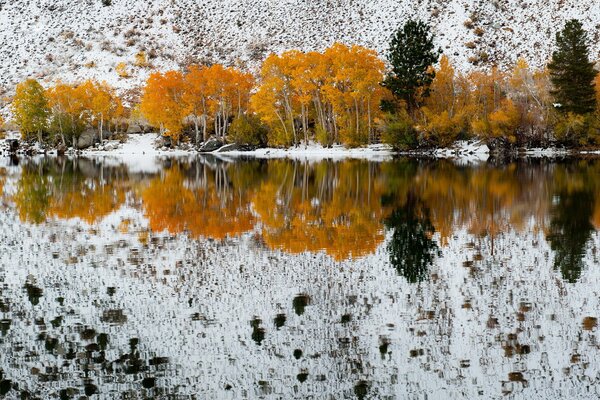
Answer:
[
  {"xmin": 46, "ymin": 82, "xmax": 88, "ymax": 146},
  {"xmin": 421, "ymin": 56, "xmax": 470, "ymax": 146},
  {"xmin": 90, "ymin": 81, "xmax": 123, "ymax": 141},
  {"xmin": 251, "ymin": 52, "xmax": 299, "ymax": 146},
  {"xmin": 183, "ymin": 65, "xmax": 210, "ymax": 143},
  {"xmin": 322, "ymin": 43, "xmax": 386, "ymax": 147},
  {"xmin": 508, "ymin": 58, "xmax": 552, "ymax": 144},
  {"xmin": 469, "ymin": 67, "xmax": 508, "ymax": 141},
  {"xmin": 12, "ymin": 79, "xmax": 49, "ymax": 142},
  {"xmin": 140, "ymin": 71, "xmax": 187, "ymax": 142}
]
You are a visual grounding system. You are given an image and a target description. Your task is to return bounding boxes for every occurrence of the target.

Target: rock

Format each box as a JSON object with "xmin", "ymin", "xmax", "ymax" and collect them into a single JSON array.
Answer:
[
  {"xmin": 103, "ymin": 142, "xmax": 118, "ymax": 151},
  {"xmin": 157, "ymin": 135, "xmax": 172, "ymax": 148},
  {"xmin": 8, "ymin": 139, "xmax": 19, "ymax": 153},
  {"xmin": 216, "ymin": 143, "xmax": 255, "ymax": 152},
  {"xmin": 126, "ymin": 124, "xmax": 143, "ymax": 134},
  {"xmin": 100, "ymin": 130, "xmax": 114, "ymax": 140},
  {"xmin": 76, "ymin": 129, "xmax": 98, "ymax": 150},
  {"xmin": 198, "ymin": 137, "xmax": 224, "ymax": 152}
]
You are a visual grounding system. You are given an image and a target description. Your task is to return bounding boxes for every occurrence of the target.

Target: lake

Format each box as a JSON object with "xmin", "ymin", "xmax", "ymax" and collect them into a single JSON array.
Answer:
[{"xmin": 0, "ymin": 155, "xmax": 599, "ymax": 399}]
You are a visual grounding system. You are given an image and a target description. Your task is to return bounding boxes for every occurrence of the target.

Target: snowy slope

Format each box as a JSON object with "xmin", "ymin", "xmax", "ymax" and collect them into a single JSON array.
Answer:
[{"xmin": 0, "ymin": 0, "xmax": 600, "ymax": 92}]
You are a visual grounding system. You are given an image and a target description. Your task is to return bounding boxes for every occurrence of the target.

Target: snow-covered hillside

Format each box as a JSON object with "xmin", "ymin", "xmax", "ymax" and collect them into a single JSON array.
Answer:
[{"xmin": 1, "ymin": 0, "xmax": 600, "ymax": 92}]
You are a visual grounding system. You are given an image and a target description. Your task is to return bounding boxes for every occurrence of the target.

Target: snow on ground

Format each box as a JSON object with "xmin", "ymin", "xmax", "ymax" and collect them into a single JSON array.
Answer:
[
  {"xmin": 81, "ymin": 133, "xmax": 192, "ymax": 173},
  {"xmin": 221, "ymin": 142, "xmax": 395, "ymax": 161},
  {"xmin": 432, "ymin": 140, "xmax": 490, "ymax": 163},
  {"xmin": 1, "ymin": 0, "xmax": 600, "ymax": 93}
]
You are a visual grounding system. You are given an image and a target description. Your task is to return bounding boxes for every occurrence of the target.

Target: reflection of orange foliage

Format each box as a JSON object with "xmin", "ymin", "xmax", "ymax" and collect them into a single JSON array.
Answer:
[
  {"xmin": 142, "ymin": 166, "xmax": 255, "ymax": 239},
  {"xmin": 48, "ymin": 183, "xmax": 125, "ymax": 224},
  {"xmin": 413, "ymin": 162, "xmax": 553, "ymax": 245},
  {"xmin": 253, "ymin": 161, "xmax": 388, "ymax": 260}
]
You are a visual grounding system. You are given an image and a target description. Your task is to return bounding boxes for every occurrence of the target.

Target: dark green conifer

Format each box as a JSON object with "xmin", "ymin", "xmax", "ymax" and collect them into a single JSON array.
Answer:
[
  {"xmin": 548, "ymin": 19, "xmax": 598, "ymax": 115},
  {"xmin": 382, "ymin": 19, "xmax": 441, "ymax": 114}
]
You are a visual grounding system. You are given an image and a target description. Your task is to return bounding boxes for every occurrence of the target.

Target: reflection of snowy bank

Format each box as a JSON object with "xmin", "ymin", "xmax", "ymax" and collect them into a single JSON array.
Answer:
[{"xmin": 2, "ymin": 200, "xmax": 600, "ymax": 398}]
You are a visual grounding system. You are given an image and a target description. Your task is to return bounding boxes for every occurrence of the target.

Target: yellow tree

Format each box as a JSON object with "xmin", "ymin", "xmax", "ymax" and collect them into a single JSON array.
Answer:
[
  {"xmin": 46, "ymin": 82, "xmax": 89, "ymax": 146},
  {"xmin": 183, "ymin": 65, "xmax": 211, "ymax": 143},
  {"xmin": 251, "ymin": 52, "xmax": 299, "ymax": 146},
  {"xmin": 11, "ymin": 79, "xmax": 49, "ymax": 142},
  {"xmin": 140, "ymin": 71, "xmax": 187, "ymax": 142},
  {"xmin": 508, "ymin": 58, "xmax": 552, "ymax": 144},
  {"xmin": 421, "ymin": 55, "xmax": 471, "ymax": 146},
  {"xmin": 322, "ymin": 43, "xmax": 386, "ymax": 147},
  {"xmin": 84, "ymin": 80, "xmax": 123, "ymax": 142},
  {"xmin": 469, "ymin": 67, "xmax": 509, "ymax": 141}
]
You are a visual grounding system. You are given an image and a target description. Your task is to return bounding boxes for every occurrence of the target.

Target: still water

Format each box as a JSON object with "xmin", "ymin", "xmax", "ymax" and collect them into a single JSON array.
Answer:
[{"xmin": 0, "ymin": 155, "xmax": 599, "ymax": 399}]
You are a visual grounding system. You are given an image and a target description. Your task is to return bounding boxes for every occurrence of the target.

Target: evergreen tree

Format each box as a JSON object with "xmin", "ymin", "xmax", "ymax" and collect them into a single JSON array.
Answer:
[
  {"xmin": 548, "ymin": 19, "xmax": 598, "ymax": 115},
  {"xmin": 383, "ymin": 19, "xmax": 441, "ymax": 114}
]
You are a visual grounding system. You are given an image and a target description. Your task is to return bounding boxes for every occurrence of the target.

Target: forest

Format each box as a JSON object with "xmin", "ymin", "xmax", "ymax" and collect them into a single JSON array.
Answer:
[{"xmin": 7, "ymin": 19, "xmax": 600, "ymax": 151}]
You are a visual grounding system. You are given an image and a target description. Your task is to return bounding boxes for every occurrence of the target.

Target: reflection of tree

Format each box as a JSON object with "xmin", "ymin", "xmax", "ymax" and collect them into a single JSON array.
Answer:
[
  {"xmin": 14, "ymin": 159, "xmax": 126, "ymax": 224},
  {"xmin": 142, "ymin": 164, "xmax": 255, "ymax": 239},
  {"xmin": 547, "ymin": 189, "xmax": 595, "ymax": 283},
  {"xmin": 14, "ymin": 167, "xmax": 51, "ymax": 223},
  {"xmin": 385, "ymin": 192, "xmax": 438, "ymax": 283},
  {"xmin": 255, "ymin": 160, "xmax": 388, "ymax": 260}
]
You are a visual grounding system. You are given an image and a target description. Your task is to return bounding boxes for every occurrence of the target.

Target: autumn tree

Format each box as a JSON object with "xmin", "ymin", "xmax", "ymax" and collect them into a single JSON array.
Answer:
[
  {"xmin": 421, "ymin": 55, "xmax": 471, "ymax": 146},
  {"xmin": 251, "ymin": 52, "xmax": 299, "ymax": 146},
  {"xmin": 140, "ymin": 71, "xmax": 187, "ymax": 142},
  {"xmin": 79, "ymin": 80, "xmax": 123, "ymax": 142},
  {"xmin": 12, "ymin": 79, "xmax": 49, "ymax": 142},
  {"xmin": 508, "ymin": 59, "xmax": 553, "ymax": 144},
  {"xmin": 469, "ymin": 67, "xmax": 516, "ymax": 144},
  {"xmin": 251, "ymin": 44, "xmax": 387, "ymax": 147},
  {"xmin": 203, "ymin": 64, "xmax": 254, "ymax": 140},
  {"xmin": 383, "ymin": 19, "xmax": 441, "ymax": 114},
  {"xmin": 323, "ymin": 43, "xmax": 387, "ymax": 146},
  {"xmin": 183, "ymin": 65, "xmax": 210, "ymax": 143},
  {"xmin": 46, "ymin": 82, "xmax": 88, "ymax": 146}
]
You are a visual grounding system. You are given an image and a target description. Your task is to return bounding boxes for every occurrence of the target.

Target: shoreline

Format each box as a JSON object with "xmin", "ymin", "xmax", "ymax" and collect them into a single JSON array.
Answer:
[{"xmin": 3, "ymin": 133, "xmax": 599, "ymax": 162}]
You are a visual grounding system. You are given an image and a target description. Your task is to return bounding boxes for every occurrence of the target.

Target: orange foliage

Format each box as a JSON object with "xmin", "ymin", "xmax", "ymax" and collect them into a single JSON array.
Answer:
[
  {"xmin": 142, "ymin": 165, "xmax": 255, "ymax": 239},
  {"xmin": 140, "ymin": 70, "xmax": 187, "ymax": 142},
  {"xmin": 252, "ymin": 161, "xmax": 388, "ymax": 260},
  {"xmin": 251, "ymin": 43, "xmax": 388, "ymax": 147}
]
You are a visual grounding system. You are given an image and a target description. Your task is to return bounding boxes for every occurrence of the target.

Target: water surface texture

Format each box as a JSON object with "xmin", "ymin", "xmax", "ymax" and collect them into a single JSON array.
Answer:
[{"xmin": 1, "ymin": 156, "xmax": 599, "ymax": 399}]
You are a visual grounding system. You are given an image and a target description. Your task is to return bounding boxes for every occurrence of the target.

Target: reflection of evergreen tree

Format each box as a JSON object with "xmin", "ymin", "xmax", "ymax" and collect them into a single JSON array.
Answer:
[
  {"xmin": 384, "ymin": 192, "xmax": 438, "ymax": 283},
  {"xmin": 547, "ymin": 189, "xmax": 595, "ymax": 283}
]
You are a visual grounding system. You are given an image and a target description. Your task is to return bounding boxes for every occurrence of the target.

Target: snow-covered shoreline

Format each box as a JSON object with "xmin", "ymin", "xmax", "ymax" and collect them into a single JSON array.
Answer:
[{"xmin": 5, "ymin": 133, "xmax": 600, "ymax": 163}]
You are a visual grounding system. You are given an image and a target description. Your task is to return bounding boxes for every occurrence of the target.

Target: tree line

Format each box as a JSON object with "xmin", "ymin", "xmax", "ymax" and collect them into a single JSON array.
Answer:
[{"xmin": 8, "ymin": 18, "xmax": 600, "ymax": 150}]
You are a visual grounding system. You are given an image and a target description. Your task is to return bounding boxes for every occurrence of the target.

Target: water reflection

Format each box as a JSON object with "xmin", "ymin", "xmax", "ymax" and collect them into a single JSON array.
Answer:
[
  {"xmin": 9, "ymin": 157, "xmax": 600, "ymax": 279},
  {"xmin": 1, "ymin": 156, "xmax": 600, "ymax": 398}
]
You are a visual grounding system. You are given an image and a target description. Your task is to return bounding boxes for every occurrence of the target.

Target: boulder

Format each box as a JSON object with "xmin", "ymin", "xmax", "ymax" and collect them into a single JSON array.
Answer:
[
  {"xmin": 100, "ymin": 130, "xmax": 114, "ymax": 140},
  {"xmin": 126, "ymin": 124, "xmax": 143, "ymax": 134},
  {"xmin": 157, "ymin": 135, "xmax": 172, "ymax": 148},
  {"xmin": 76, "ymin": 129, "xmax": 97, "ymax": 149},
  {"xmin": 216, "ymin": 143, "xmax": 255, "ymax": 152},
  {"xmin": 8, "ymin": 139, "xmax": 19, "ymax": 153},
  {"xmin": 198, "ymin": 137, "xmax": 224, "ymax": 152}
]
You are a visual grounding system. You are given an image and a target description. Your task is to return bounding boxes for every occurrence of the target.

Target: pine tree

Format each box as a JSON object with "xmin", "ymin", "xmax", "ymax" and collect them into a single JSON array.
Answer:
[
  {"xmin": 382, "ymin": 19, "xmax": 441, "ymax": 114},
  {"xmin": 548, "ymin": 19, "xmax": 598, "ymax": 115}
]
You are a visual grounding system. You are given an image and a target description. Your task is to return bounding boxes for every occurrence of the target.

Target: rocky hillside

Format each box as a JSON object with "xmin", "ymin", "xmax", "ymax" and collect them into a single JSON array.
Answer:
[{"xmin": 0, "ymin": 0, "xmax": 599, "ymax": 92}]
